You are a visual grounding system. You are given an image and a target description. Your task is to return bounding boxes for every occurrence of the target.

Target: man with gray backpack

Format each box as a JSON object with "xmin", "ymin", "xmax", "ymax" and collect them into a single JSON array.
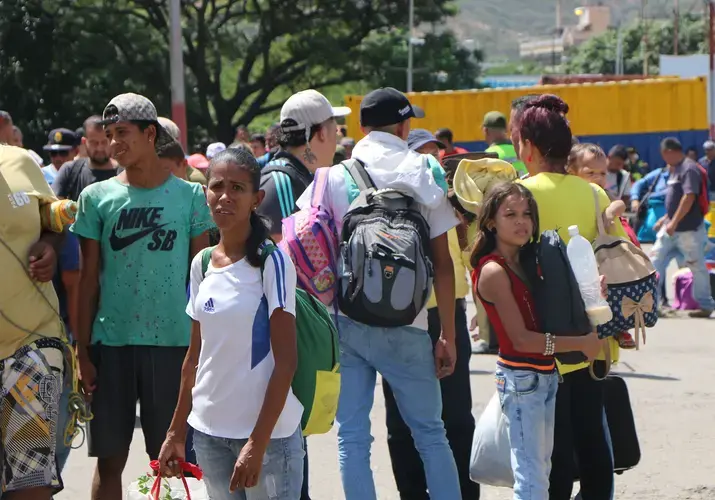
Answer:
[{"xmin": 296, "ymin": 87, "xmax": 462, "ymax": 500}]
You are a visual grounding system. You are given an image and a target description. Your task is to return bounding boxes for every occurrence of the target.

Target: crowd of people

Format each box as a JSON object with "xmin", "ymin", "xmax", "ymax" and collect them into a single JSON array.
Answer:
[{"xmin": 0, "ymin": 80, "xmax": 712, "ymax": 500}]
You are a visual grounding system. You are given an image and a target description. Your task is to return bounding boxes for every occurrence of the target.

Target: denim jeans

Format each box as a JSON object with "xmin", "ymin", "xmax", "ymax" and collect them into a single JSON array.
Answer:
[
  {"xmin": 383, "ymin": 300, "xmax": 478, "ymax": 500},
  {"xmin": 650, "ymin": 224, "xmax": 715, "ymax": 310},
  {"xmin": 193, "ymin": 426, "xmax": 304, "ymax": 500},
  {"xmin": 495, "ymin": 365, "xmax": 559, "ymax": 500},
  {"xmin": 335, "ymin": 315, "xmax": 461, "ymax": 500}
]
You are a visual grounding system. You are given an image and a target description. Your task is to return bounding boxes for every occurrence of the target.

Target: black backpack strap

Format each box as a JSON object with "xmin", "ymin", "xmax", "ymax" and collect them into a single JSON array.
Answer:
[
  {"xmin": 261, "ymin": 158, "xmax": 312, "ymax": 190},
  {"xmin": 342, "ymin": 158, "xmax": 375, "ymax": 192}
]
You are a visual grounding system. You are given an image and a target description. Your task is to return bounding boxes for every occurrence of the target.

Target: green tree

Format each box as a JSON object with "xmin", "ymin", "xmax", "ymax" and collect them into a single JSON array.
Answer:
[
  {"xmin": 358, "ymin": 30, "xmax": 482, "ymax": 92},
  {"xmin": 1, "ymin": 0, "xmax": 465, "ymax": 148},
  {"xmin": 0, "ymin": 0, "xmax": 169, "ymax": 152},
  {"xmin": 565, "ymin": 13, "xmax": 707, "ymax": 75}
]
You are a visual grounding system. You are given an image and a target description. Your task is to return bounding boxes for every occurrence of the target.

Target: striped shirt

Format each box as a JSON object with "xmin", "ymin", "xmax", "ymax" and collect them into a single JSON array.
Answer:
[
  {"xmin": 186, "ymin": 241, "xmax": 302, "ymax": 439},
  {"xmin": 257, "ymin": 152, "xmax": 313, "ymax": 235}
]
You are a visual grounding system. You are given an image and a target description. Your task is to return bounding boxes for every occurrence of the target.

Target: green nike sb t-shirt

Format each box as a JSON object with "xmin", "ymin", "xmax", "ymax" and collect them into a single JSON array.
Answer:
[{"xmin": 71, "ymin": 175, "xmax": 213, "ymax": 346}]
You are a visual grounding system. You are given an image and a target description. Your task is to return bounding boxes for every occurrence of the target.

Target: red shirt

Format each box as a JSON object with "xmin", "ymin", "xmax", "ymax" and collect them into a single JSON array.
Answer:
[
  {"xmin": 439, "ymin": 146, "xmax": 469, "ymax": 161},
  {"xmin": 474, "ymin": 254, "xmax": 555, "ymax": 372}
]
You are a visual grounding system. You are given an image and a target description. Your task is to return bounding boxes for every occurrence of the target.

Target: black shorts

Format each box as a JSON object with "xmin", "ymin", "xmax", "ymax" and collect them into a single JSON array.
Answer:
[{"xmin": 87, "ymin": 345, "xmax": 187, "ymax": 459}]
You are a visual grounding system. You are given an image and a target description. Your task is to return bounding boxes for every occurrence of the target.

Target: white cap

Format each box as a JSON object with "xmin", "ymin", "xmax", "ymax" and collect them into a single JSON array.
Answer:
[
  {"xmin": 704, "ymin": 140, "xmax": 715, "ymax": 151},
  {"xmin": 158, "ymin": 117, "xmax": 181, "ymax": 141},
  {"xmin": 206, "ymin": 142, "xmax": 227, "ymax": 159},
  {"xmin": 567, "ymin": 225, "xmax": 580, "ymax": 237},
  {"xmin": 280, "ymin": 90, "xmax": 351, "ymax": 136}
]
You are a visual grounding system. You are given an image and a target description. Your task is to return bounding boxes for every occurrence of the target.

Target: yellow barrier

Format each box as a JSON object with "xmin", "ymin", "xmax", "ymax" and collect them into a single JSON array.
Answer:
[{"xmin": 344, "ymin": 77, "xmax": 708, "ymax": 142}]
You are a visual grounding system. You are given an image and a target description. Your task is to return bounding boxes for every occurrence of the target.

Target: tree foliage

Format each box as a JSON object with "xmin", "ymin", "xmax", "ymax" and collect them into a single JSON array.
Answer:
[
  {"xmin": 0, "ymin": 0, "xmax": 478, "ymax": 150},
  {"xmin": 565, "ymin": 13, "xmax": 707, "ymax": 75},
  {"xmin": 359, "ymin": 29, "xmax": 482, "ymax": 92}
]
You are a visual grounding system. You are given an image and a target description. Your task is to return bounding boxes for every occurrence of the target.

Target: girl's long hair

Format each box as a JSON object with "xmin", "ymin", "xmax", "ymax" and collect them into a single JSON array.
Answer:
[
  {"xmin": 206, "ymin": 148, "xmax": 271, "ymax": 268},
  {"xmin": 469, "ymin": 182, "xmax": 540, "ymax": 269}
]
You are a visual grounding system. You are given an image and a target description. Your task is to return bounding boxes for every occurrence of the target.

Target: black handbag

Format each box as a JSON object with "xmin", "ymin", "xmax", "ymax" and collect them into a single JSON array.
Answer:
[{"xmin": 573, "ymin": 375, "xmax": 641, "ymax": 479}]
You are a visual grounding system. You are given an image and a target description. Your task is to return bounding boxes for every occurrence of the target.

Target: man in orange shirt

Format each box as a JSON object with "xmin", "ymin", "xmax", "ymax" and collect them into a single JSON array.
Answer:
[{"xmin": 435, "ymin": 128, "xmax": 468, "ymax": 160}]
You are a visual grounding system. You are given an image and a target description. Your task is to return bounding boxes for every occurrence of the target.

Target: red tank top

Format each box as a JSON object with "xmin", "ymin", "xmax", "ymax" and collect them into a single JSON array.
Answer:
[{"xmin": 474, "ymin": 254, "xmax": 555, "ymax": 372}]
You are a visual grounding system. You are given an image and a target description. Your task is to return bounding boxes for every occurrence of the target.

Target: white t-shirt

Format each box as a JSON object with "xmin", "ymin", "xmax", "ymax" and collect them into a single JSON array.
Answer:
[
  {"xmin": 186, "ymin": 243, "xmax": 303, "ymax": 440},
  {"xmin": 296, "ymin": 131, "xmax": 458, "ymax": 239}
]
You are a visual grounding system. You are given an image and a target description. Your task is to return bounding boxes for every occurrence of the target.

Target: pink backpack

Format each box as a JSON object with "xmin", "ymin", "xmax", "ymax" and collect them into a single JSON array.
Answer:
[{"xmin": 279, "ymin": 168, "xmax": 338, "ymax": 307}]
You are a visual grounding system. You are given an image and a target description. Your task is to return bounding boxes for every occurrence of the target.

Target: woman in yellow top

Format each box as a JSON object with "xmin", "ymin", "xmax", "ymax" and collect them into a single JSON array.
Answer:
[
  {"xmin": 512, "ymin": 95, "xmax": 622, "ymax": 500},
  {"xmin": 381, "ymin": 129, "xmax": 480, "ymax": 500}
]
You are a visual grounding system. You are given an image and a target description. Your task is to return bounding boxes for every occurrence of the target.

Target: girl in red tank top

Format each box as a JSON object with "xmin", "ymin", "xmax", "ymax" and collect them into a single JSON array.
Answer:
[{"xmin": 470, "ymin": 182, "xmax": 600, "ymax": 499}]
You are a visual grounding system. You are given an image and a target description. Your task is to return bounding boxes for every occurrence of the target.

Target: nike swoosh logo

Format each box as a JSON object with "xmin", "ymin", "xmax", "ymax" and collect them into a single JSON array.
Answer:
[{"xmin": 109, "ymin": 223, "xmax": 168, "ymax": 251}]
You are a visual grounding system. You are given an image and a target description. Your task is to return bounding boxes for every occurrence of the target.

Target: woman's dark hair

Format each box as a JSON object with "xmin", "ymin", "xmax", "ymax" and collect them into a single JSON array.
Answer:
[
  {"xmin": 469, "ymin": 182, "xmax": 540, "ymax": 269},
  {"xmin": 513, "ymin": 94, "xmax": 572, "ymax": 173},
  {"xmin": 206, "ymin": 147, "xmax": 271, "ymax": 268}
]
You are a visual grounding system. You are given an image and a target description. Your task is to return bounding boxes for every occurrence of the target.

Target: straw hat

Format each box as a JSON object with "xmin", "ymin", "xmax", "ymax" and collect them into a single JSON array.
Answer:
[{"xmin": 453, "ymin": 158, "xmax": 517, "ymax": 214}]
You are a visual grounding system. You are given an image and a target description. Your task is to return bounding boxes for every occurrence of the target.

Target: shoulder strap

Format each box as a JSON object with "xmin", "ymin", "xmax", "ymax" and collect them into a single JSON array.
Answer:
[
  {"xmin": 310, "ymin": 167, "xmax": 331, "ymax": 208},
  {"xmin": 591, "ymin": 185, "xmax": 606, "ymax": 238},
  {"xmin": 200, "ymin": 246, "xmax": 216, "ymax": 279},
  {"xmin": 342, "ymin": 158, "xmax": 375, "ymax": 192},
  {"xmin": 259, "ymin": 243, "xmax": 279, "ymax": 273},
  {"xmin": 262, "ymin": 158, "xmax": 312, "ymax": 188},
  {"xmin": 642, "ymin": 168, "xmax": 664, "ymax": 201}
]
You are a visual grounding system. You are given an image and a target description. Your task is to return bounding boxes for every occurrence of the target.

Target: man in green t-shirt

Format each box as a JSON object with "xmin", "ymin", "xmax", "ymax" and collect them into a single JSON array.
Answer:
[
  {"xmin": 483, "ymin": 110, "xmax": 528, "ymax": 178},
  {"xmin": 71, "ymin": 93, "xmax": 212, "ymax": 499}
]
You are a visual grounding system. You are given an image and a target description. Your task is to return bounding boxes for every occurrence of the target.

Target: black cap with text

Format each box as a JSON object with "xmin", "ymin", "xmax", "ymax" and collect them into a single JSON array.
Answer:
[{"xmin": 359, "ymin": 87, "xmax": 425, "ymax": 128}]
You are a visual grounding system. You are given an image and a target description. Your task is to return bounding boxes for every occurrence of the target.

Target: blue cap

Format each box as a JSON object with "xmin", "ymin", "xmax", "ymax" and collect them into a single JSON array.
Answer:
[{"xmin": 407, "ymin": 128, "xmax": 444, "ymax": 151}]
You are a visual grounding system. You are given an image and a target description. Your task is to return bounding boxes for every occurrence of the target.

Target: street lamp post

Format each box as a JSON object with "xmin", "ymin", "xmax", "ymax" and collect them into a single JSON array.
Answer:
[
  {"xmin": 407, "ymin": 0, "xmax": 415, "ymax": 93},
  {"xmin": 169, "ymin": 0, "xmax": 188, "ymax": 149}
]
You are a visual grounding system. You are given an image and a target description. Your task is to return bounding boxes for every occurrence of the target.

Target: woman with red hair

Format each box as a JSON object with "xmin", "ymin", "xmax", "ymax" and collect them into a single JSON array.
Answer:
[{"xmin": 515, "ymin": 95, "xmax": 625, "ymax": 500}]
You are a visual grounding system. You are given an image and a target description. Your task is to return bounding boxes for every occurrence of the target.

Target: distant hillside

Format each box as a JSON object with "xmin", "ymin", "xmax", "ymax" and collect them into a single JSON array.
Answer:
[{"xmin": 449, "ymin": 0, "xmax": 706, "ymax": 59}]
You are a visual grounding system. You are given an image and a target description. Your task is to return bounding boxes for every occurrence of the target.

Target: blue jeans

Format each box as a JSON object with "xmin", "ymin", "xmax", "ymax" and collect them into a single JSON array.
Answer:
[
  {"xmin": 193, "ymin": 426, "xmax": 304, "ymax": 500},
  {"xmin": 335, "ymin": 316, "xmax": 460, "ymax": 500},
  {"xmin": 495, "ymin": 366, "xmax": 559, "ymax": 500},
  {"xmin": 650, "ymin": 224, "xmax": 715, "ymax": 310}
]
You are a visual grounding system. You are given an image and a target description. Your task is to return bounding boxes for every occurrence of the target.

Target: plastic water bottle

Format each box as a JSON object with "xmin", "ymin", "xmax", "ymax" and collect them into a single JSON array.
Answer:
[{"xmin": 566, "ymin": 225, "xmax": 613, "ymax": 327}]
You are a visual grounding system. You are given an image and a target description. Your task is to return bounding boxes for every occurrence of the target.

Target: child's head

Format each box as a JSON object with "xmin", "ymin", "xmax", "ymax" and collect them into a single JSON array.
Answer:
[
  {"xmin": 567, "ymin": 143, "xmax": 608, "ymax": 188},
  {"xmin": 206, "ymin": 147, "xmax": 269, "ymax": 267},
  {"xmin": 470, "ymin": 182, "xmax": 539, "ymax": 267},
  {"xmin": 157, "ymin": 141, "xmax": 188, "ymax": 180}
]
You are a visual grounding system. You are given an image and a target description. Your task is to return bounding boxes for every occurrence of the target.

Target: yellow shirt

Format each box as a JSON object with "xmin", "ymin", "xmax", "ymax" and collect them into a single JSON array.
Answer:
[
  {"xmin": 426, "ymin": 223, "xmax": 476, "ymax": 309},
  {"xmin": 519, "ymin": 173, "xmax": 624, "ymax": 374},
  {"xmin": 0, "ymin": 146, "xmax": 63, "ymax": 359}
]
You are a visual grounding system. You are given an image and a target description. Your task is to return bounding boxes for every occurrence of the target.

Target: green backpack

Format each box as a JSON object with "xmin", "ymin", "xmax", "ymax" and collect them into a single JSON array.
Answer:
[{"xmin": 199, "ymin": 244, "xmax": 340, "ymax": 436}]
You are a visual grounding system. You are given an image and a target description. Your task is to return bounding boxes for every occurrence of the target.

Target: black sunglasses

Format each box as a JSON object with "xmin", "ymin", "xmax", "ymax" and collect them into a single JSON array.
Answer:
[{"xmin": 49, "ymin": 150, "xmax": 71, "ymax": 157}]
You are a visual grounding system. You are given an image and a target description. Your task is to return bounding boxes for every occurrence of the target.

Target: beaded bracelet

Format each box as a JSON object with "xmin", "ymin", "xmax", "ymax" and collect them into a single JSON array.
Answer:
[{"xmin": 544, "ymin": 333, "xmax": 555, "ymax": 356}]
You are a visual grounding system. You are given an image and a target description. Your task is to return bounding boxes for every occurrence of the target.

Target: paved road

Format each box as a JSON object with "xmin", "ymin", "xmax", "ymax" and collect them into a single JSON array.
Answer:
[{"xmin": 56, "ymin": 305, "xmax": 715, "ymax": 500}]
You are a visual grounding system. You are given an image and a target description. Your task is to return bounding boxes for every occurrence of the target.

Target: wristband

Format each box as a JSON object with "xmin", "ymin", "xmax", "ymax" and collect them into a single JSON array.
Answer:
[{"xmin": 544, "ymin": 333, "xmax": 555, "ymax": 356}]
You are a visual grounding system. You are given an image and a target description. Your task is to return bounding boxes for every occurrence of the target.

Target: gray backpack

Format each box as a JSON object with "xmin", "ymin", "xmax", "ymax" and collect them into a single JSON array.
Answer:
[{"xmin": 337, "ymin": 159, "xmax": 434, "ymax": 327}]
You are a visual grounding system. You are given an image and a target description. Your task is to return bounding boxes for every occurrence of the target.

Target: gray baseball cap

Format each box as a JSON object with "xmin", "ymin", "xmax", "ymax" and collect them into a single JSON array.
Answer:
[
  {"xmin": 704, "ymin": 140, "xmax": 715, "ymax": 151},
  {"xmin": 101, "ymin": 93, "xmax": 175, "ymax": 150},
  {"xmin": 408, "ymin": 129, "xmax": 445, "ymax": 151}
]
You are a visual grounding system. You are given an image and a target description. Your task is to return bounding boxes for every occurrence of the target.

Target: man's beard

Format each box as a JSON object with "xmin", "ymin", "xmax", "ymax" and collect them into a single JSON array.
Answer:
[{"xmin": 89, "ymin": 153, "xmax": 110, "ymax": 165}]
